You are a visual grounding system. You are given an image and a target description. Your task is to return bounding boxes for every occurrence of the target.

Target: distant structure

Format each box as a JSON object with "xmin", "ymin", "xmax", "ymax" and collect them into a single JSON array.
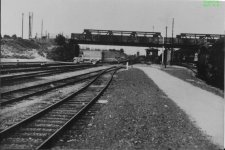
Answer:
[
  {"xmin": 28, "ymin": 12, "xmax": 33, "ymax": 39},
  {"xmin": 137, "ymin": 52, "xmax": 140, "ymax": 57},
  {"xmin": 41, "ymin": 19, "xmax": 43, "ymax": 38},
  {"xmin": 146, "ymin": 48, "xmax": 159, "ymax": 63},
  {"xmin": 171, "ymin": 18, "xmax": 174, "ymax": 63},
  {"xmin": 22, "ymin": 13, "xmax": 24, "ymax": 39}
]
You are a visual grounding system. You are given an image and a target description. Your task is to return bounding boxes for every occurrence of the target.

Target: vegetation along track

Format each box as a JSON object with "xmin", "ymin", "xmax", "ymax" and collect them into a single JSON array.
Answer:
[
  {"xmin": 0, "ymin": 68, "xmax": 110, "ymax": 106},
  {"xmin": 0, "ymin": 66, "xmax": 121, "ymax": 150},
  {"xmin": 174, "ymin": 62, "xmax": 197, "ymax": 74},
  {"xmin": 0, "ymin": 64, "xmax": 96, "ymax": 84}
]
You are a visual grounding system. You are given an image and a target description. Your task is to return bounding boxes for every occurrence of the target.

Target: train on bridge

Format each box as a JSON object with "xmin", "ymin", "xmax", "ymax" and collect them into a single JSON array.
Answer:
[{"xmin": 71, "ymin": 29, "xmax": 224, "ymax": 48}]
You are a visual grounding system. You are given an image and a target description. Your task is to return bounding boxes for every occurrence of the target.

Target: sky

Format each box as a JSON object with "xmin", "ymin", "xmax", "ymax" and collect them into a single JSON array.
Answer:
[{"xmin": 1, "ymin": 0, "xmax": 225, "ymax": 55}]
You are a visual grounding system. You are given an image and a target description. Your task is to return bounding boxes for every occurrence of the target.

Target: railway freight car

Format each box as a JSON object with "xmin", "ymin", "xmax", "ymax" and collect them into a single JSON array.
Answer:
[
  {"xmin": 74, "ymin": 50, "xmax": 102, "ymax": 64},
  {"xmin": 73, "ymin": 49, "xmax": 128, "ymax": 64}
]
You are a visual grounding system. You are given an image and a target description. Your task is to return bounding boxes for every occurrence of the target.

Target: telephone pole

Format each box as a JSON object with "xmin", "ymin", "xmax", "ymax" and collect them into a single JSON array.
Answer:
[
  {"xmin": 172, "ymin": 18, "xmax": 174, "ymax": 40},
  {"xmin": 166, "ymin": 26, "xmax": 168, "ymax": 39},
  {"xmin": 41, "ymin": 19, "xmax": 43, "ymax": 38},
  {"xmin": 22, "ymin": 13, "xmax": 24, "ymax": 39},
  {"xmin": 164, "ymin": 26, "xmax": 168, "ymax": 68},
  {"xmin": 171, "ymin": 18, "xmax": 174, "ymax": 64}
]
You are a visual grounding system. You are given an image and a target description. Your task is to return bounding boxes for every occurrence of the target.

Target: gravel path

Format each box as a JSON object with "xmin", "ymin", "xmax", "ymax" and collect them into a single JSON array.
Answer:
[
  {"xmin": 58, "ymin": 68, "xmax": 219, "ymax": 149},
  {"xmin": 136, "ymin": 65, "xmax": 224, "ymax": 148}
]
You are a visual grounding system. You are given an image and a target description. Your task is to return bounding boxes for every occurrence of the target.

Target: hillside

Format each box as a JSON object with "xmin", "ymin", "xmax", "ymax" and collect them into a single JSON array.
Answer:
[
  {"xmin": 1, "ymin": 38, "xmax": 128, "ymax": 63},
  {"xmin": 0, "ymin": 38, "xmax": 55, "ymax": 61}
]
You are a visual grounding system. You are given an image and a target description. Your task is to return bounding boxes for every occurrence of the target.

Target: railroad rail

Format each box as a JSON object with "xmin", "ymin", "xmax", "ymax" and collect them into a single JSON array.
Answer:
[
  {"xmin": 0, "ymin": 68, "xmax": 108, "ymax": 106},
  {"xmin": 0, "ymin": 61, "xmax": 84, "ymax": 69},
  {"xmin": 0, "ymin": 64, "xmax": 95, "ymax": 84},
  {"xmin": 0, "ymin": 66, "xmax": 120, "ymax": 149},
  {"xmin": 0, "ymin": 64, "xmax": 96, "ymax": 74}
]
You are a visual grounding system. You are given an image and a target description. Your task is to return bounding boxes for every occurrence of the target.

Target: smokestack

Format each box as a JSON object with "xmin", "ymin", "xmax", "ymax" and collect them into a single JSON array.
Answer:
[{"xmin": 28, "ymin": 12, "xmax": 33, "ymax": 39}]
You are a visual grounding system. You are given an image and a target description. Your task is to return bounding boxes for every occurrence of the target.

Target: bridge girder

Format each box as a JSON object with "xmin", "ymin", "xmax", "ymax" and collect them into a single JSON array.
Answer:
[
  {"xmin": 178, "ymin": 33, "xmax": 224, "ymax": 40},
  {"xmin": 71, "ymin": 29, "xmax": 224, "ymax": 48}
]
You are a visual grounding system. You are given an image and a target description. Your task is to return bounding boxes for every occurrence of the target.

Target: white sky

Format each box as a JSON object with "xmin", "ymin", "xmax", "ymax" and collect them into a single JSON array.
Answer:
[{"xmin": 2, "ymin": 0, "xmax": 225, "ymax": 55}]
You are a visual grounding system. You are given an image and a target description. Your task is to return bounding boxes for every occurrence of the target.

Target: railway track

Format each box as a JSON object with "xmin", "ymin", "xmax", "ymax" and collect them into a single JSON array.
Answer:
[
  {"xmin": 0, "ymin": 69, "xmax": 107, "ymax": 106},
  {"xmin": 0, "ymin": 64, "xmax": 95, "ymax": 74},
  {"xmin": 52, "ymin": 101, "xmax": 104, "ymax": 149},
  {"xmin": 0, "ymin": 61, "xmax": 83, "ymax": 69},
  {"xmin": 0, "ymin": 65, "xmax": 96, "ymax": 84},
  {"xmin": 0, "ymin": 66, "xmax": 120, "ymax": 149}
]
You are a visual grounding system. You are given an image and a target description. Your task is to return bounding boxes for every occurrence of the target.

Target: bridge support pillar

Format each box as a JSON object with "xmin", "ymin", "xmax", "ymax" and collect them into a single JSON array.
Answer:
[{"xmin": 163, "ymin": 48, "xmax": 172, "ymax": 67}]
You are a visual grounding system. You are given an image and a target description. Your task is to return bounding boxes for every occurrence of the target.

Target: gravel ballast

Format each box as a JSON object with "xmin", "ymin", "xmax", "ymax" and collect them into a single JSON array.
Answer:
[{"xmin": 57, "ymin": 68, "xmax": 219, "ymax": 149}]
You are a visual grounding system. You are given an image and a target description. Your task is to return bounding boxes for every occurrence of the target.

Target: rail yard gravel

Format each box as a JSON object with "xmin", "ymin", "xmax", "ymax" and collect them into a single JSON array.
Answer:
[{"xmin": 54, "ymin": 68, "xmax": 220, "ymax": 150}]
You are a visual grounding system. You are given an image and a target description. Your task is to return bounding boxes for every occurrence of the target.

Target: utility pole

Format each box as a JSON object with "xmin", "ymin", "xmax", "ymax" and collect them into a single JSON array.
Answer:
[
  {"xmin": 153, "ymin": 26, "xmax": 154, "ymax": 32},
  {"xmin": 164, "ymin": 26, "xmax": 168, "ymax": 68},
  {"xmin": 171, "ymin": 18, "xmax": 174, "ymax": 64},
  {"xmin": 22, "ymin": 13, "xmax": 24, "ymax": 39},
  {"xmin": 41, "ymin": 19, "xmax": 43, "ymax": 38},
  {"xmin": 166, "ymin": 26, "xmax": 168, "ymax": 39}
]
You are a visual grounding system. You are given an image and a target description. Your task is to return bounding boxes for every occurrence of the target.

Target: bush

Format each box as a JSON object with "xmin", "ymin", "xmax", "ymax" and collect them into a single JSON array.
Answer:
[
  {"xmin": 4, "ymin": 35, "xmax": 11, "ymax": 39},
  {"xmin": 48, "ymin": 35, "xmax": 80, "ymax": 61},
  {"xmin": 120, "ymin": 48, "xmax": 124, "ymax": 53},
  {"xmin": 197, "ymin": 39, "xmax": 224, "ymax": 89},
  {"xmin": 55, "ymin": 34, "xmax": 66, "ymax": 46},
  {"xmin": 69, "ymin": 39, "xmax": 80, "ymax": 57},
  {"xmin": 47, "ymin": 43, "xmax": 80, "ymax": 61},
  {"xmin": 12, "ymin": 34, "xmax": 17, "ymax": 39}
]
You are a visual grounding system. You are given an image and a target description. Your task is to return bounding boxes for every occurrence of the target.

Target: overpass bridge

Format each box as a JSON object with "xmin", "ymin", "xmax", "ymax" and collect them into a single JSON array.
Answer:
[{"xmin": 71, "ymin": 29, "xmax": 224, "ymax": 48}]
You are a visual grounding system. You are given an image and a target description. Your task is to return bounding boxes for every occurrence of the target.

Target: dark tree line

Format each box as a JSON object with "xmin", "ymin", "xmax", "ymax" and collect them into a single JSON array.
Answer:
[{"xmin": 197, "ymin": 39, "xmax": 224, "ymax": 89}]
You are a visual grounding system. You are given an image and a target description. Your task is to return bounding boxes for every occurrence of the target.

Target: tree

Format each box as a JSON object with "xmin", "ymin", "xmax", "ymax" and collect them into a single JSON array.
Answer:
[
  {"xmin": 55, "ymin": 34, "xmax": 66, "ymax": 46},
  {"xmin": 120, "ymin": 48, "xmax": 124, "ymax": 53},
  {"xmin": 4, "ymin": 35, "xmax": 11, "ymax": 39},
  {"xmin": 47, "ymin": 39, "xmax": 80, "ymax": 61},
  {"xmin": 12, "ymin": 34, "xmax": 17, "ymax": 39},
  {"xmin": 69, "ymin": 39, "xmax": 80, "ymax": 57}
]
